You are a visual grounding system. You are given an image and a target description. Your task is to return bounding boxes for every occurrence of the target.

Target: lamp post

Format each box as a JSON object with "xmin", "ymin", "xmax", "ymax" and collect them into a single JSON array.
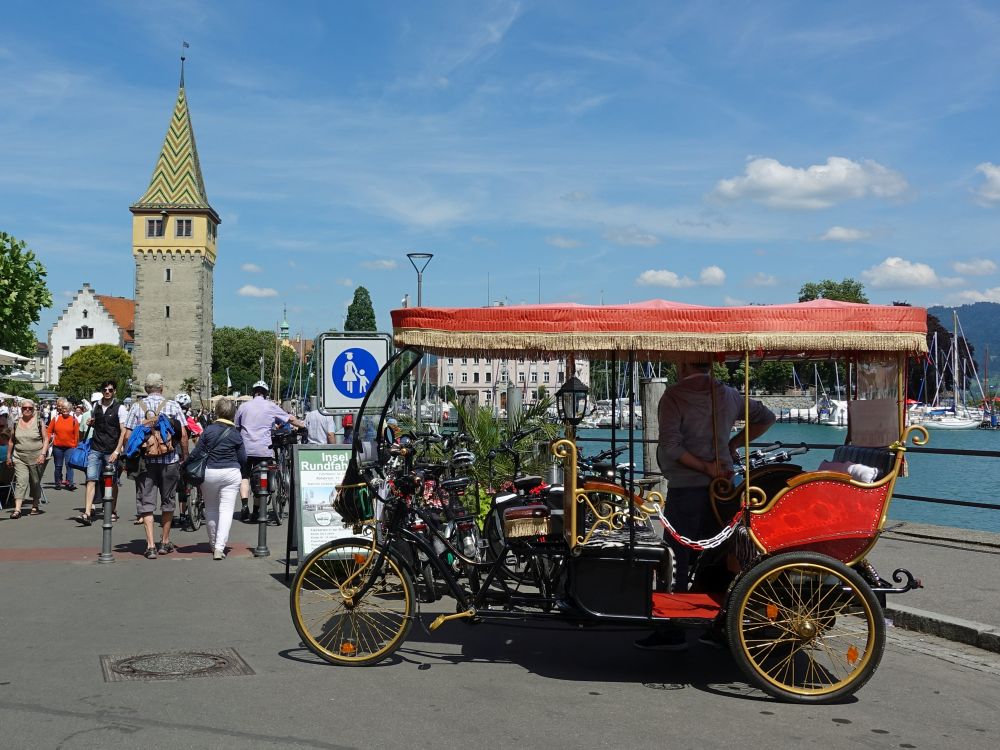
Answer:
[{"xmin": 407, "ymin": 252, "xmax": 433, "ymax": 429}]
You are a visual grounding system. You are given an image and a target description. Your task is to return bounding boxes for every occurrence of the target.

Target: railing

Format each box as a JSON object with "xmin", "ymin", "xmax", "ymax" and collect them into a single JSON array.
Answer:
[{"xmin": 573, "ymin": 435, "xmax": 1000, "ymax": 514}]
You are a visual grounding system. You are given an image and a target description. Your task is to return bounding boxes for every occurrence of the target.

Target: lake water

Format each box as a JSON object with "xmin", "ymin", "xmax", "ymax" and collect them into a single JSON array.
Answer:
[{"xmin": 575, "ymin": 424, "xmax": 1000, "ymax": 533}]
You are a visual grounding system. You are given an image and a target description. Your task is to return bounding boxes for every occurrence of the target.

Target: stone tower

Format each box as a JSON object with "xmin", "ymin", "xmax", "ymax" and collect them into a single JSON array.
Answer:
[{"xmin": 129, "ymin": 62, "xmax": 219, "ymax": 399}]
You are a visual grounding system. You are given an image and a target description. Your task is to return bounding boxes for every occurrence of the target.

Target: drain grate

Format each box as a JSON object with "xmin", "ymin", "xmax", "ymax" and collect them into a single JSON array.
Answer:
[{"xmin": 100, "ymin": 648, "xmax": 255, "ymax": 682}]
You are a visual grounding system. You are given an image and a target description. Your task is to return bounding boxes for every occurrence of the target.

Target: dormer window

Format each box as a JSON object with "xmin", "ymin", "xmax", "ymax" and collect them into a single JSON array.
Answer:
[{"xmin": 146, "ymin": 218, "xmax": 164, "ymax": 237}]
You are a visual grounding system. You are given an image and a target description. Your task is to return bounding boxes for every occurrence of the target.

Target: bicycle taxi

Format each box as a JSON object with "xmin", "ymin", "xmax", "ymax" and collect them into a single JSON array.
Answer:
[{"xmin": 290, "ymin": 299, "xmax": 928, "ymax": 703}]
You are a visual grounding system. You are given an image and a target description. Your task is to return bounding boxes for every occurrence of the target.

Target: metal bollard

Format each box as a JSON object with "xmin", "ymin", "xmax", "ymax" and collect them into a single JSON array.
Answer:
[
  {"xmin": 252, "ymin": 462, "xmax": 270, "ymax": 557},
  {"xmin": 97, "ymin": 463, "xmax": 115, "ymax": 564}
]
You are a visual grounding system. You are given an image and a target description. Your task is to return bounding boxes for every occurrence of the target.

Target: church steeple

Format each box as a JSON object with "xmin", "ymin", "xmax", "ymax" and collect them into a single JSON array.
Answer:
[
  {"xmin": 280, "ymin": 305, "xmax": 290, "ymax": 341},
  {"xmin": 131, "ymin": 64, "xmax": 219, "ymax": 224}
]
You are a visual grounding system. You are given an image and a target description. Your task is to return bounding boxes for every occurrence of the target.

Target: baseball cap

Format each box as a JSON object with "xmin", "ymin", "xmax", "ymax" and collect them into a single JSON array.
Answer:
[
  {"xmin": 90, "ymin": 392, "xmax": 103, "ymax": 403},
  {"xmin": 342, "ymin": 414, "xmax": 354, "ymax": 427}
]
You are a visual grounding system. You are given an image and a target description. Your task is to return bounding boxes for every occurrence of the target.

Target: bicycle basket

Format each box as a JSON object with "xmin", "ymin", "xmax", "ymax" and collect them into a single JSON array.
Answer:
[{"xmin": 334, "ymin": 459, "xmax": 375, "ymax": 524}]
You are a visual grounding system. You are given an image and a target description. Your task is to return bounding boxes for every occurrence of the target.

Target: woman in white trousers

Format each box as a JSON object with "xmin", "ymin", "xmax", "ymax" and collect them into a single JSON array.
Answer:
[{"xmin": 185, "ymin": 398, "xmax": 248, "ymax": 559}]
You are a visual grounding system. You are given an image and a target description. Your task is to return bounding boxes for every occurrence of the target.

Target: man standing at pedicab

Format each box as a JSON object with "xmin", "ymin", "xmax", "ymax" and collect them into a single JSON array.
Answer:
[{"xmin": 635, "ymin": 360, "xmax": 775, "ymax": 651}]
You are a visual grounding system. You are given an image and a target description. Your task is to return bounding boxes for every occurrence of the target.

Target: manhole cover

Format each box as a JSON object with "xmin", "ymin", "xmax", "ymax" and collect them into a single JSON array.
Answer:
[{"xmin": 100, "ymin": 648, "xmax": 254, "ymax": 682}]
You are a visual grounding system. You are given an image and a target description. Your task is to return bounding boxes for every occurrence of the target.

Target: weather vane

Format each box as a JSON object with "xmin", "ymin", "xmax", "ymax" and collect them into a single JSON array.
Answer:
[{"xmin": 180, "ymin": 40, "xmax": 189, "ymax": 86}]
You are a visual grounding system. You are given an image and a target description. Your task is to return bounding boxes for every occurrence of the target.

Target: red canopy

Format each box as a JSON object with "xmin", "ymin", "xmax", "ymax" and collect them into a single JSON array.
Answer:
[{"xmin": 392, "ymin": 299, "xmax": 927, "ymax": 358}]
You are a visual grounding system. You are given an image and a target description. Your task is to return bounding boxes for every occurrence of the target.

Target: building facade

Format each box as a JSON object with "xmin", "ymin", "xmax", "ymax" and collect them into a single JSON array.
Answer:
[
  {"xmin": 47, "ymin": 284, "xmax": 135, "ymax": 385},
  {"xmin": 436, "ymin": 355, "xmax": 590, "ymax": 408},
  {"xmin": 129, "ymin": 66, "xmax": 219, "ymax": 397}
]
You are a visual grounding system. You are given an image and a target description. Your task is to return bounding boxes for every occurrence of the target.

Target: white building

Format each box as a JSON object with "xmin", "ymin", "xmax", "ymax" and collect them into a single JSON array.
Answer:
[
  {"xmin": 435, "ymin": 355, "xmax": 590, "ymax": 408},
  {"xmin": 48, "ymin": 284, "xmax": 135, "ymax": 385}
]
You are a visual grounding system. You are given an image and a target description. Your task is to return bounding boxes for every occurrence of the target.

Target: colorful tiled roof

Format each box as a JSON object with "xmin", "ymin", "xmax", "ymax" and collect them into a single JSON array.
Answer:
[
  {"xmin": 131, "ymin": 84, "xmax": 218, "ymax": 220},
  {"xmin": 96, "ymin": 295, "xmax": 136, "ymax": 344}
]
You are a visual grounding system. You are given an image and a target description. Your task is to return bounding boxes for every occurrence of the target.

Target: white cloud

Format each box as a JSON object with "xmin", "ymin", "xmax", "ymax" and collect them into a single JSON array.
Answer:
[
  {"xmin": 748, "ymin": 272, "xmax": 778, "ymax": 287},
  {"xmin": 951, "ymin": 258, "xmax": 998, "ymax": 275},
  {"xmin": 546, "ymin": 235, "xmax": 582, "ymax": 248},
  {"xmin": 337, "ymin": 278, "xmax": 354, "ymax": 287},
  {"xmin": 819, "ymin": 226, "xmax": 870, "ymax": 242},
  {"xmin": 948, "ymin": 287, "xmax": 1000, "ymax": 303},
  {"xmin": 240, "ymin": 262, "xmax": 262, "ymax": 273},
  {"xmin": 635, "ymin": 269, "xmax": 695, "ymax": 288},
  {"xmin": 699, "ymin": 265, "xmax": 726, "ymax": 286},
  {"xmin": 713, "ymin": 156, "xmax": 908, "ymax": 209},
  {"xmin": 973, "ymin": 163, "xmax": 1000, "ymax": 204},
  {"xmin": 604, "ymin": 226, "xmax": 660, "ymax": 246},
  {"xmin": 362, "ymin": 259, "xmax": 398, "ymax": 270},
  {"xmin": 860, "ymin": 257, "xmax": 960, "ymax": 288},
  {"xmin": 561, "ymin": 191, "xmax": 590, "ymax": 203},
  {"xmin": 238, "ymin": 284, "xmax": 278, "ymax": 298}
]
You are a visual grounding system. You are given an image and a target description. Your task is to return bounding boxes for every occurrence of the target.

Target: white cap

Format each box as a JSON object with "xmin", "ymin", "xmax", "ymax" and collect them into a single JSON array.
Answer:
[{"xmin": 90, "ymin": 392, "xmax": 102, "ymax": 403}]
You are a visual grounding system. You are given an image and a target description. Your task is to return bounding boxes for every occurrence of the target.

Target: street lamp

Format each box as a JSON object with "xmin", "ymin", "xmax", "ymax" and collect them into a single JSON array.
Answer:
[{"xmin": 407, "ymin": 252, "xmax": 433, "ymax": 428}]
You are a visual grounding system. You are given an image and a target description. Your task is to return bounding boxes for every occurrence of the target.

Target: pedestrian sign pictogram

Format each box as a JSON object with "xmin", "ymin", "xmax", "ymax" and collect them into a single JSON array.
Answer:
[{"xmin": 315, "ymin": 333, "xmax": 391, "ymax": 414}]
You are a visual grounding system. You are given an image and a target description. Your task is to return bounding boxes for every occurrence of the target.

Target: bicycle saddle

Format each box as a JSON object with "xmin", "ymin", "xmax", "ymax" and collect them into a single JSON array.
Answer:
[
  {"xmin": 440, "ymin": 476, "xmax": 472, "ymax": 492},
  {"xmin": 513, "ymin": 475, "xmax": 544, "ymax": 493}
]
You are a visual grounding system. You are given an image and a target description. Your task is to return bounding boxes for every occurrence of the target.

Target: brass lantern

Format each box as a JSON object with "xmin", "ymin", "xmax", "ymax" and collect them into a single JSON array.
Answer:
[{"xmin": 555, "ymin": 375, "xmax": 589, "ymax": 426}]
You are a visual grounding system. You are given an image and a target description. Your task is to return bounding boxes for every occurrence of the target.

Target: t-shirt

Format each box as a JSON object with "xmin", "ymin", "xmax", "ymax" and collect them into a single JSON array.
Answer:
[
  {"xmin": 235, "ymin": 396, "xmax": 293, "ymax": 458},
  {"xmin": 304, "ymin": 409, "xmax": 337, "ymax": 445},
  {"xmin": 124, "ymin": 394, "xmax": 187, "ymax": 465},
  {"xmin": 48, "ymin": 413, "xmax": 80, "ymax": 448}
]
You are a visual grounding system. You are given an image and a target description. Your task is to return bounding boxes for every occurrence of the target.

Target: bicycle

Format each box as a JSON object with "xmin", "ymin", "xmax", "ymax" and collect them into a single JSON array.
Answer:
[{"xmin": 268, "ymin": 426, "xmax": 307, "ymax": 525}]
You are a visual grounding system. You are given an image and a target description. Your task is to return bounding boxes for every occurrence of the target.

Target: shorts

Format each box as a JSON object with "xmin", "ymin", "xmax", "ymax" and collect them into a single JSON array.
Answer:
[
  {"xmin": 86, "ymin": 451, "xmax": 120, "ymax": 483},
  {"xmin": 135, "ymin": 462, "xmax": 180, "ymax": 515}
]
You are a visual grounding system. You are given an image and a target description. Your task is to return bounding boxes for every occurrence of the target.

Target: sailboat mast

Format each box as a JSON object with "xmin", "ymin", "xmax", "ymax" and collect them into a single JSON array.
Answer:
[{"xmin": 953, "ymin": 310, "xmax": 960, "ymax": 411}]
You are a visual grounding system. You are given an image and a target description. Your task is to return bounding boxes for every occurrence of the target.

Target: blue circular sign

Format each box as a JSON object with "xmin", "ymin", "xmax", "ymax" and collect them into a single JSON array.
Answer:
[{"xmin": 332, "ymin": 347, "xmax": 379, "ymax": 399}]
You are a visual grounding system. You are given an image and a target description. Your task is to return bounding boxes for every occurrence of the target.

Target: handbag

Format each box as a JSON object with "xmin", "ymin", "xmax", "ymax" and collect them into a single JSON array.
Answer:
[
  {"xmin": 67, "ymin": 425, "xmax": 92, "ymax": 471},
  {"xmin": 181, "ymin": 426, "xmax": 232, "ymax": 487}
]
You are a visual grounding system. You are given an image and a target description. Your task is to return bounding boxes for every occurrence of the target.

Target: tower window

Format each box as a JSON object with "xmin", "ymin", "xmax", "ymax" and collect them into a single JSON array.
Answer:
[
  {"xmin": 146, "ymin": 219, "xmax": 164, "ymax": 237},
  {"xmin": 164, "ymin": 268, "xmax": 172, "ymax": 282},
  {"xmin": 176, "ymin": 219, "xmax": 192, "ymax": 237},
  {"xmin": 165, "ymin": 305, "xmax": 171, "ymax": 319}
]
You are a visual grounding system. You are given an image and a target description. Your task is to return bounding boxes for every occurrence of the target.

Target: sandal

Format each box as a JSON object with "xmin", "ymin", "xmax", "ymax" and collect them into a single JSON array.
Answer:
[
  {"xmin": 75, "ymin": 513, "xmax": 93, "ymax": 526},
  {"xmin": 10, "ymin": 510, "xmax": 22, "ymax": 519},
  {"xmin": 111, "ymin": 512, "xmax": 119, "ymax": 522},
  {"xmin": 29, "ymin": 507, "xmax": 40, "ymax": 516},
  {"xmin": 133, "ymin": 517, "xmax": 143, "ymax": 525}
]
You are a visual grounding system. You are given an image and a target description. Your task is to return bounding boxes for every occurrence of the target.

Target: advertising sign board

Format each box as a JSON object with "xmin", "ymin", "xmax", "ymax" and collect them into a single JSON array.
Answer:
[{"xmin": 292, "ymin": 444, "xmax": 356, "ymax": 556}]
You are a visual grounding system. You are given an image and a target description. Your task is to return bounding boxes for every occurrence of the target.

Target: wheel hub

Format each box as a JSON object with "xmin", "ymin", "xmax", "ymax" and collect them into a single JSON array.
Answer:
[{"xmin": 793, "ymin": 618, "xmax": 818, "ymax": 639}]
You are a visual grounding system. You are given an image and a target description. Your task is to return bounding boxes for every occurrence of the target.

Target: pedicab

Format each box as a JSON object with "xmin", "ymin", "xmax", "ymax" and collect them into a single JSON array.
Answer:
[{"xmin": 289, "ymin": 299, "xmax": 928, "ymax": 703}]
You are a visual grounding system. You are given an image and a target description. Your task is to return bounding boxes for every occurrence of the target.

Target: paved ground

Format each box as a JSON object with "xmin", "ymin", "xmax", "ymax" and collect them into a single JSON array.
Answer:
[{"xmin": 2, "ymin": 466, "xmax": 1000, "ymax": 748}]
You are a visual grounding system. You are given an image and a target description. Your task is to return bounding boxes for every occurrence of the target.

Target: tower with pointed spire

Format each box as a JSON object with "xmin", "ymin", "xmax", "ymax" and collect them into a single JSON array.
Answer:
[
  {"xmin": 280, "ymin": 305, "xmax": 290, "ymax": 341},
  {"xmin": 129, "ymin": 54, "xmax": 219, "ymax": 399}
]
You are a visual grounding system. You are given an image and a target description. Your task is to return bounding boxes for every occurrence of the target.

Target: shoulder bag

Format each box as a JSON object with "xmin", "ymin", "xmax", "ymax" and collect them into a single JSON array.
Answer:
[
  {"xmin": 67, "ymin": 424, "xmax": 92, "ymax": 472},
  {"xmin": 182, "ymin": 426, "xmax": 232, "ymax": 486}
]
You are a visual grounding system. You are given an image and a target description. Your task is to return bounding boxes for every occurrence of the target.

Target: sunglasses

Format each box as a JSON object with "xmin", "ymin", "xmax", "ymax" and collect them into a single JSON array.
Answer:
[
  {"xmin": 21, "ymin": 406, "xmax": 34, "ymax": 410},
  {"xmin": 103, "ymin": 387, "xmax": 115, "ymax": 392}
]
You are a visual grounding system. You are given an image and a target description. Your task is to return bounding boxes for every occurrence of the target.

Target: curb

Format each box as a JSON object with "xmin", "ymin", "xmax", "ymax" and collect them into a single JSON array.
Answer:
[{"xmin": 887, "ymin": 603, "xmax": 1000, "ymax": 654}]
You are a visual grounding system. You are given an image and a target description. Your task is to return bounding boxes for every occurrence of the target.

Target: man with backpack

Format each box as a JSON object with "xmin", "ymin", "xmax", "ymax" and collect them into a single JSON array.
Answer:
[{"xmin": 123, "ymin": 373, "xmax": 189, "ymax": 559}]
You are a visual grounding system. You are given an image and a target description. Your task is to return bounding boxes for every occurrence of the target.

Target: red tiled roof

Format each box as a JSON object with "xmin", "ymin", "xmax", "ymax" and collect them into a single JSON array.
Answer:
[{"xmin": 96, "ymin": 295, "xmax": 136, "ymax": 343}]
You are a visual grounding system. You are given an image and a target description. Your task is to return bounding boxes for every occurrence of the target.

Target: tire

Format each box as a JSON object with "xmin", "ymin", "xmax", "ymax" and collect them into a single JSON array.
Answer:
[
  {"xmin": 188, "ymin": 494, "xmax": 203, "ymax": 532},
  {"xmin": 270, "ymin": 468, "xmax": 287, "ymax": 526},
  {"xmin": 726, "ymin": 551, "xmax": 885, "ymax": 704},
  {"xmin": 483, "ymin": 506, "xmax": 533, "ymax": 585},
  {"xmin": 420, "ymin": 560, "xmax": 438, "ymax": 603},
  {"xmin": 291, "ymin": 539, "xmax": 414, "ymax": 666}
]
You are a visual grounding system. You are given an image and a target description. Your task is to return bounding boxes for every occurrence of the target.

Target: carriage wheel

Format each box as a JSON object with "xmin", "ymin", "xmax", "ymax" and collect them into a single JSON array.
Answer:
[
  {"xmin": 290, "ymin": 539, "xmax": 414, "ymax": 666},
  {"xmin": 726, "ymin": 551, "xmax": 885, "ymax": 704}
]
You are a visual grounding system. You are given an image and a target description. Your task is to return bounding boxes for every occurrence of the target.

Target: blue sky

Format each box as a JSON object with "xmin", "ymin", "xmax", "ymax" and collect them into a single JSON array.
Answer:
[{"xmin": 4, "ymin": 0, "xmax": 1000, "ymax": 341}]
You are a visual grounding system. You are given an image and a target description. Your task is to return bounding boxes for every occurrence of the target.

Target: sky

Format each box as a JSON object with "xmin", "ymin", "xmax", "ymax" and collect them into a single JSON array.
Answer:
[{"xmin": 4, "ymin": 0, "xmax": 1000, "ymax": 342}]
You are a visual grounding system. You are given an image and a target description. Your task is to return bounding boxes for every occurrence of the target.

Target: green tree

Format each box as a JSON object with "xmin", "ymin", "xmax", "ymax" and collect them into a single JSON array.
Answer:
[
  {"xmin": 57, "ymin": 345, "xmax": 132, "ymax": 403},
  {"xmin": 0, "ymin": 379, "xmax": 38, "ymax": 399},
  {"xmin": 180, "ymin": 376, "xmax": 199, "ymax": 397},
  {"xmin": 798, "ymin": 278, "xmax": 868, "ymax": 303},
  {"xmin": 439, "ymin": 385, "xmax": 457, "ymax": 403},
  {"xmin": 211, "ymin": 327, "xmax": 297, "ymax": 397},
  {"xmin": 0, "ymin": 231, "xmax": 54, "ymax": 357},
  {"xmin": 344, "ymin": 286, "xmax": 377, "ymax": 331}
]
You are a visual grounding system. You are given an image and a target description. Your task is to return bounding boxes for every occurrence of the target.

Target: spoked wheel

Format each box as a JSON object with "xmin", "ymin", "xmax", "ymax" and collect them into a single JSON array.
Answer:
[
  {"xmin": 188, "ymin": 495, "xmax": 204, "ymax": 532},
  {"xmin": 291, "ymin": 539, "xmax": 414, "ymax": 666},
  {"xmin": 726, "ymin": 551, "xmax": 885, "ymax": 704},
  {"xmin": 483, "ymin": 507, "xmax": 535, "ymax": 585},
  {"xmin": 270, "ymin": 469, "xmax": 288, "ymax": 526}
]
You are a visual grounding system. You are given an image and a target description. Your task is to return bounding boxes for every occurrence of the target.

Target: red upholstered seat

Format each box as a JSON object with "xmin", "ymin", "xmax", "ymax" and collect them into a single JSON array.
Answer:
[{"xmin": 651, "ymin": 592, "xmax": 724, "ymax": 620}]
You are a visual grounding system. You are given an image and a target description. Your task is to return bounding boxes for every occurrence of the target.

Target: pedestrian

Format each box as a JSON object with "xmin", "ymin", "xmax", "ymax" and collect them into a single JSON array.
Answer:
[
  {"xmin": 78, "ymin": 382, "xmax": 128, "ymax": 526},
  {"xmin": 341, "ymin": 413, "xmax": 354, "ymax": 444},
  {"xmin": 122, "ymin": 373, "xmax": 189, "ymax": 558},
  {"xmin": 186, "ymin": 398, "xmax": 248, "ymax": 559},
  {"xmin": 304, "ymin": 403, "xmax": 337, "ymax": 444},
  {"xmin": 48, "ymin": 397, "xmax": 80, "ymax": 490},
  {"xmin": 634, "ymin": 361, "xmax": 775, "ymax": 651},
  {"xmin": 77, "ymin": 398, "xmax": 94, "ymax": 440},
  {"xmin": 5, "ymin": 399, "xmax": 50, "ymax": 518},
  {"xmin": 234, "ymin": 380, "xmax": 305, "ymax": 522}
]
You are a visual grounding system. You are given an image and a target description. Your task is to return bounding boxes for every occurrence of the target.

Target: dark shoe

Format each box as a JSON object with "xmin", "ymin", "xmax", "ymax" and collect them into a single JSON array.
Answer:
[
  {"xmin": 144, "ymin": 547, "xmax": 158, "ymax": 559},
  {"xmin": 66, "ymin": 483, "xmax": 77, "ymax": 491},
  {"xmin": 634, "ymin": 630, "xmax": 689, "ymax": 651},
  {"xmin": 697, "ymin": 629, "xmax": 726, "ymax": 650},
  {"xmin": 240, "ymin": 505, "xmax": 250, "ymax": 522},
  {"xmin": 10, "ymin": 510, "xmax": 22, "ymax": 519},
  {"xmin": 158, "ymin": 541, "xmax": 176, "ymax": 554},
  {"xmin": 75, "ymin": 513, "xmax": 93, "ymax": 526}
]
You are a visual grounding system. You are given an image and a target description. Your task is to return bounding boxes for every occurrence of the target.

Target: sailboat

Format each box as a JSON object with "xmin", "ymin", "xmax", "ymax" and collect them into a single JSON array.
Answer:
[{"xmin": 923, "ymin": 311, "xmax": 980, "ymax": 429}]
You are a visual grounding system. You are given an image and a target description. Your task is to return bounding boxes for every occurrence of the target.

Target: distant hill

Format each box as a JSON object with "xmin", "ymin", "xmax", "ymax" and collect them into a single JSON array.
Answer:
[{"xmin": 927, "ymin": 301, "xmax": 1000, "ymax": 379}]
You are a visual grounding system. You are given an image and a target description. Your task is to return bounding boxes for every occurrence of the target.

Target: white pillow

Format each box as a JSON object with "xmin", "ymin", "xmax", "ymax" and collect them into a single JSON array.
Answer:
[{"xmin": 817, "ymin": 460, "xmax": 878, "ymax": 483}]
